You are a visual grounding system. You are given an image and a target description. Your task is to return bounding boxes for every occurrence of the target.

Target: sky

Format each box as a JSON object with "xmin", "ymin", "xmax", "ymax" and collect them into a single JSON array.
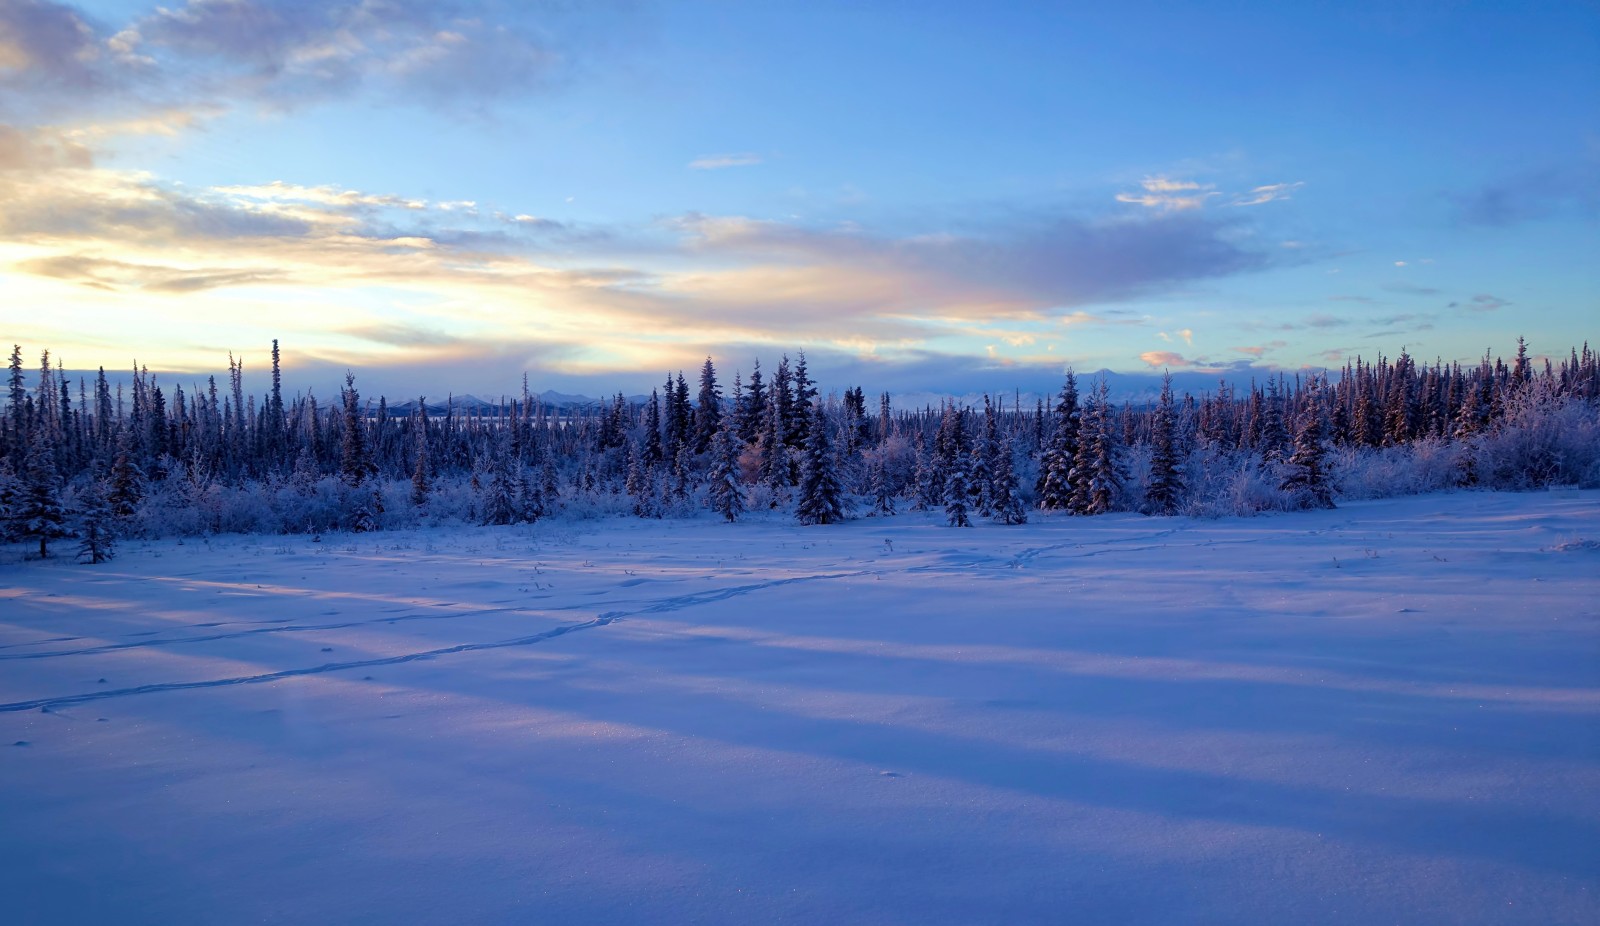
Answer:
[{"xmin": 1, "ymin": 0, "xmax": 1596, "ymax": 400}]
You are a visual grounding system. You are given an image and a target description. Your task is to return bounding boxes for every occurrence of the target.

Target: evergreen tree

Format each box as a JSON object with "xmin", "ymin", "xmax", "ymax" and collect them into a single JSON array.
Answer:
[
  {"xmin": 868, "ymin": 452, "xmax": 896, "ymax": 516},
  {"xmin": 694, "ymin": 357, "xmax": 722, "ymax": 453},
  {"xmin": 0, "ymin": 459, "xmax": 19, "ymax": 542},
  {"xmin": 340, "ymin": 373, "xmax": 375, "ymax": 487},
  {"xmin": 480, "ymin": 451, "xmax": 517, "ymax": 526},
  {"xmin": 990, "ymin": 439, "xmax": 1027, "ymax": 525},
  {"xmin": 410, "ymin": 399, "xmax": 430, "ymax": 508},
  {"xmin": 108, "ymin": 426, "xmax": 145, "ymax": 521},
  {"xmin": 76, "ymin": 481, "xmax": 116, "ymax": 564},
  {"xmin": 1281, "ymin": 378, "xmax": 1335, "ymax": 509},
  {"xmin": 944, "ymin": 459, "xmax": 971, "ymax": 527},
  {"xmin": 796, "ymin": 404, "xmax": 845, "ymax": 525},
  {"xmin": 1145, "ymin": 372, "xmax": 1184, "ymax": 515},
  {"xmin": 20, "ymin": 427, "xmax": 69, "ymax": 557},
  {"xmin": 516, "ymin": 466, "xmax": 545, "ymax": 523},
  {"xmin": 706, "ymin": 424, "xmax": 744, "ymax": 523},
  {"xmin": 1073, "ymin": 378, "xmax": 1123, "ymax": 515},
  {"xmin": 1036, "ymin": 371, "xmax": 1079, "ymax": 509}
]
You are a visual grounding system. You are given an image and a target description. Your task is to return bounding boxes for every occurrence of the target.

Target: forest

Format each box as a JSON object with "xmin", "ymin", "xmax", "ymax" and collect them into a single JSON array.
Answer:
[{"xmin": 3, "ymin": 338, "xmax": 1598, "ymax": 561}]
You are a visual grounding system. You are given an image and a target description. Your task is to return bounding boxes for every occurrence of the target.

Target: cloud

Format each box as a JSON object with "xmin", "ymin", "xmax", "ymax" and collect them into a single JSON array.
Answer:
[
  {"xmin": 689, "ymin": 153, "xmax": 763, "ymax": 170},
  {"xmin": 1139, "ymin": 350, "xmax": 1192, "ymax": 368},
  {"xmin": 1231, "ymin": 341, "xmax": 1286, "ymax": 357},
  {"xmin": 1449, "ymin": 293, "xmax": 1511, "ymax": 313},
  {"xmin": 2, "ymin": 0, "xmax": 625, "ymax": 124},
  {"xmin": 1116, "ymin": 175, "xmax": 1219, "ymax": 211},
  {"xmin": 0, "ymin": 0, "xmax": 106, "ymax": 99},
  {"xmin": 15, "ymin": 253, "xmax": 285, "ymax": 292},
  {"xmin": 1231, "ymin": 181, "xmax": 1303, "ymax": 206},
  {"xmin": 0, "ymin": 123, "xmax": 91, "ymax": 169},
  {"xmin": 1455, "ymin": 161, "xmax": 1600, "ymax": 227},
  {"xmin": 1384, "ymin": 281, "xmax": 1442, "ymax": 296}
]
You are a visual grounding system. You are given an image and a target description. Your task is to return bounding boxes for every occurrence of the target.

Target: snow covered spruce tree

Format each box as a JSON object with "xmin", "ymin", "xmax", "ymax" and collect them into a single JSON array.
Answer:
[
  {"xmin": 1280, "ymin": 375, "xmax": 1335, "ymax": 509},
  {"xmin": 796, "ymin": 404, "xmax": 845, "ymax": 525},
  {"xmin": 1071, "ymin": 377, "xmax": 1124, "ymax": 515},
  {"xmin": 991, "ymin": 438, "xmax": 1028, "ymax": 525},
  {"xmin": 941, "ymin": 404, "xmax": 972, "ymax": 527},
  {"xmin": 75, "ymin": 481, "xmax": 116, "ymax": 564},
  {"xmin": 20, "ymin": 427, "xmax": 69, "ymax": 558},
  {"xmin": 1036, "ymin": 371, "xmax": 1079, "ymax": 510},
  {"xmin": 1145, "ymin": 372, "xmax": 1184, "ymax": 515},
  {"xmin": 707, "ymin": 423, "xmax": 745, "ymax": 523}
]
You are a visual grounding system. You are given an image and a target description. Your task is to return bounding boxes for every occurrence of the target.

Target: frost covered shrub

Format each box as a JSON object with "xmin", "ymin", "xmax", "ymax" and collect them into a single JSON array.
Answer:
[
  {"xmin": 1330, "ymin": 438, "xmax": 1463, "ymax": 500},
  {"xmin": 1469, "ymin": 384, "xmax": 1600, "ymax": 489},
  {"xmin": 1176, "ymin": 445, "xmax": 1287, "ymax": 518},
  {"xmin": 558, "ymin": 486, "xmax": 634, "ymax": 521}
]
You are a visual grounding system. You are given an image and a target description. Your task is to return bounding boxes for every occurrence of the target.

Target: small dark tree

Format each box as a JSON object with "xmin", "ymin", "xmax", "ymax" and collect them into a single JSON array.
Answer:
[
  {"xmin": 76, "ymin": 481, "xmax": 116, "ymax": 564},
  {"xmin": 340, "ymin": 372, "xmax": 376, "ymax": 487},
  {"xmin": 20, "ymin": 428, "xmax": 69, "ymax": 557},
  {"xmin": 108, "ymin": 426, "xmax": 145, "ymax": 521},
  {"xmin": 796, "ymin": 405, "xmax": 845, "ymax": 525}
]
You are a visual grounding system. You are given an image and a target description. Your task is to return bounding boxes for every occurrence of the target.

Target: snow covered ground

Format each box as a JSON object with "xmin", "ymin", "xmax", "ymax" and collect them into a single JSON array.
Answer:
[{"xmin": 2, "ymin": 490, "xmax": 1598, "ymax": 925}]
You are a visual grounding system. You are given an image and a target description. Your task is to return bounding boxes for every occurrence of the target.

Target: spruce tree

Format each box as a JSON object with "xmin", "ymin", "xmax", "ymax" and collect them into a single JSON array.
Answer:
[
  {"xmin": 707, "ymin": 424, "xmax": 744, "ymax": 523},
  {"xmin": 1036, "ymin": 371, "xmax": 1079, "ymax": 509},
  {"xmin": 481, "ymin": 451, "xmax": 517, "ymax": 526},
  {"xmin": 20, "ymin": 428, "xmax": 69, "ymax": 557},
  {"xmin": 76, "ymin": 481, "xmax": 116, "ymax": 564},
  {"xmin": 1281, "ymin": 377, "xmax": 1335, "ymax": 509},
  {"xmin": 991, "ymin": 439, "xmax": 1027, "ymax": 525},
  {"xmin": 944, "ymin": 459, "xmax": 971, "ymax": 527},
  {"xmin": 796, "ymin": 404, "xmax": 844, "ymax": 525},
  {"xmin": 1145, "ymin": 372, "xmax": 1184, "ymax": 515},
  {"xmin": 108, "ymin": 426, "xmax": 145, "ymax": 521},
  {"xmin": 694, "ymin": 357, "xmax": 721, "ymax": 453},
  {"xmin": 410, "ymin": 402, "xmax": 431, "ymax": 508},
  {"xmin": 340, "ymin": 372, "xmax": 375, "ymax": 487},
  {"xmin": 868, "ymin": 452, "xmax": 896, "ymax": 516}
]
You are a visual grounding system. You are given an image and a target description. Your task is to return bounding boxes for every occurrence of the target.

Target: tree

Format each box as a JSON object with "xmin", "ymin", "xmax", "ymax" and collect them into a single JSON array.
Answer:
[
  {"xmin": 76, "ymin": 481, "xmax": 116, "ymax": 564},
  {"xmin": 706, "ymin": 424, "xmax": 744, "ymax": 522},
  {"xmin": 944, "ymin": 459, "xmax": 971, "ymax": 527},
  {"xmin": 1145, "ymin": 372, "xmax": 1184, "ymax": 515},
  {"xmin": 19, "ymin": 428, "xmax": 69, "ymax": 557},
  {"xmin": 1281, "ymin": 377, "xmax": 1335, "ymax": 509},
  {"xmin": 990, "ymin": 439, "xmax": 1027, "ymax": 525},
  {"xmin": 108, "ymin": 426, "xmax": 145, "ymax": 521},
  {"xmin": 340, "ymin": 372, "xmax": 376, "ymax": 487},
  {"xmin": 410, "ymin": 398, "xmax": 431, "ymax": 508},
  {"xmin": 1036, "ymin": 371, "xmax": 1079, "ymax": 510},
  {"xmin": 480, "ymin": 450, "xmax": 517, "ymax": 525},
  {"xmin": 867, "ymin": 452, "xmax": 896, "ymax": 516},
  {"xmin": 796, "ymin": 404, "xmax": 845, "ymax": 525},
  {"xmin": 694, "ymin": 357, "xmax": 722, "ymax": 453}
]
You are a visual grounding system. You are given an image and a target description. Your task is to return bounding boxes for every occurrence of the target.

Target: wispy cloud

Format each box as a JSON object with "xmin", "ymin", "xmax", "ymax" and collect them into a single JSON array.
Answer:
[
  {"xmin": 1231, "ymin": 181, "xmax": 1303, "ymax": 206},
  {"xmin": 688, "ymin": 153, "xmax": 763, "ymax": 170},
  {"xmin": 1116, "ymin": 176, "xmax": 1218, "ymax": 211},
  {"xmin": 1449, "ymin": 293, "xmax": 1511, "ymax": 313}
]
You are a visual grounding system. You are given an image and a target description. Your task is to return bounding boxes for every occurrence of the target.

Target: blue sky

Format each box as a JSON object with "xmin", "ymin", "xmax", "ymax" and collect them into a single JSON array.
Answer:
[{"xmin": 1, "ymin": 0, "xmax": 1595, "ymax": 398}]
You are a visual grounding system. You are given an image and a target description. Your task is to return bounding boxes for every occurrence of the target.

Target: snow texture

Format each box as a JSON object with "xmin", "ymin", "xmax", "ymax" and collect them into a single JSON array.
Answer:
[{"xmin": 2, "ymin": 490, "xmax": 1598, "ymax": 924}]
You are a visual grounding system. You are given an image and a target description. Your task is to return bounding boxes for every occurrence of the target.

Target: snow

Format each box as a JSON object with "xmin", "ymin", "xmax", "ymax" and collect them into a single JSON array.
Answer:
[{"xmin": 3, "ymin": 490, "xmax": 1598, "ymax": 925}]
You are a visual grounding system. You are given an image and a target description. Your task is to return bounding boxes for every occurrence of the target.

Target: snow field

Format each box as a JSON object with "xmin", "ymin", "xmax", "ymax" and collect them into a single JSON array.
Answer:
[{"xmin": 2, "ymin": 490, "xmax": 1598, "ymax": 924}]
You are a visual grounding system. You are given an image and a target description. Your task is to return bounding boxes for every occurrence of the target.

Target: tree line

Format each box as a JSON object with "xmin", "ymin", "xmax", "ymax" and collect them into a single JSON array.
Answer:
[{"xmin": 2, "ymin": 337, "xmax": 1597, "ymax": 561}]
